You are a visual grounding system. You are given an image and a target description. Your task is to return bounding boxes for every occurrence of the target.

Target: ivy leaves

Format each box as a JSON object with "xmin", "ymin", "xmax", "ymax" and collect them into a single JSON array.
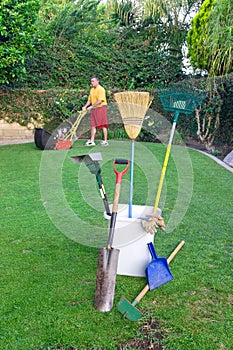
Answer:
[{"xmin": 0, "ymin": 0, "xmax": 40, "ymax": 83}]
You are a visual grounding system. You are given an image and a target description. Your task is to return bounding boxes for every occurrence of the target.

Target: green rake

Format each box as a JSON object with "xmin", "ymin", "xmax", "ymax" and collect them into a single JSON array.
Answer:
[{"xmin": 142, "ymin": 87, "xmax": 204, "ymax": 232}]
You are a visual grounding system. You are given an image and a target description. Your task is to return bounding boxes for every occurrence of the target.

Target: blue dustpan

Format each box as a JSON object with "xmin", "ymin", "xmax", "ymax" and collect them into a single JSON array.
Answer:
[{"xmin": 146, "ymin": 242, "xmax": 173, "ymax": 290}]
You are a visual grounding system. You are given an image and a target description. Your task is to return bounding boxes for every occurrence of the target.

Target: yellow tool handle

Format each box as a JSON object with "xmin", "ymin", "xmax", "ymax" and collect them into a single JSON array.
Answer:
[
  {"xmin": 64, "ymin": 110, "xmax": 87, "ymax": 140},
  {"xmin": 153, "ymin": 143, "xmax": 171, "ymax": 213},
  {"xmin": 134, "ymin": 240, "xmax": 185, "ymax": 304},
  {"xmin": 153, "ymin": 119, "xmax": 177, "ymax": 213}
]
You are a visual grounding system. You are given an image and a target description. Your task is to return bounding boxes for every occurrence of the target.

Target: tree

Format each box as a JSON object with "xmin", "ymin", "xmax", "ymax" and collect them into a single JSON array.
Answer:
[
  {"xmin": 21, "ymin": 0, "xmax": 204, "ymax": 89},
  {"xmin": 0, "ymin": 0, "xmax": 40, "ymax": 84},
  {"xmin": 106, "ymin": 0, "xmax": 203, "ymax": 57},
  {"xmin": 187, "ymin": 0, "xmax": 233, "ymax": 76},
  {"xmin": 187, "ymin": 0, "xmax": 232, "ymax": 150},
  {"xmin": 38, "ymin": 0, "xmax": 69, "ymax": 24},
  {"xmin": 206, "ymin": 0, "xmax": 233, "ymax": 76},
  {"xmin": 104, "ymin": 0, "xmax": 204, "ymax": 86},
  {"xmin": 25, "ymin": 0, "xmax": 110, "ymax": 89}
]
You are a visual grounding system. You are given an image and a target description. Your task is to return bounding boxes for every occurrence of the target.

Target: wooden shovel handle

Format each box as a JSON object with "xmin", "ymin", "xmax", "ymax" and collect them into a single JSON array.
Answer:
[
  {"xmin": 112, "ymin": 159, "xmax": 129, "ymax": 213},
  {"xmin": 107, "ymin": 160, "xmax": 129, "ymax": 249},
  {"xmin": 112, "ymin": 183, "xmax": 121, "ymax": 213},
  {"xmin": 134, "ymin": 240, "xmax": 185, "ymax": 304}
]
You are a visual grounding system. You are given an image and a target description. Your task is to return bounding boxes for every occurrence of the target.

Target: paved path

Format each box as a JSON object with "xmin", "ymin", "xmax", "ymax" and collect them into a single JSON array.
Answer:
[
  {"xmin": 0, "ymin": 138, "xmax": 34, "ymax": 146},
  {"xmin": 189, "ymin": 148, "xmax": 233, "ymax": 173}
]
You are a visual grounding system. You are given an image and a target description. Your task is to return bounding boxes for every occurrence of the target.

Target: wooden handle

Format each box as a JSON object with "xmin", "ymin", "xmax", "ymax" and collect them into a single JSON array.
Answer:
[
  {"xmin": 134, "ymin": 240, "xmax": 185, "ymax": 305},
  {"xmin": 134, "ymin": 285, "xmax": 150, "ymax": 304},
  {"xmin": 112, "ymin": 183, "xmax": 121, "ymax": 213},
  {"xmin": 167, "ymin": 240, "xmax": 185, "ymax": 264},
  {"xmin": 107, "ymin": 183, "xmax": 121, "ymax": 248}
]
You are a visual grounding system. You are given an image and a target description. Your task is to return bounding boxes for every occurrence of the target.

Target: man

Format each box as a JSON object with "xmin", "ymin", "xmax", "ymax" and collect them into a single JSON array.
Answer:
[{"xmin": 82, "ymin": 75, "xmax": 108, "ymax": 146}]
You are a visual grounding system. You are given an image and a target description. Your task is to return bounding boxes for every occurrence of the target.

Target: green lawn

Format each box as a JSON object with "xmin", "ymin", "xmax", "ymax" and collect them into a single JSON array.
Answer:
[{"xmin": 0, "ymin": 140, "xmax": 232, "ymax": 350}]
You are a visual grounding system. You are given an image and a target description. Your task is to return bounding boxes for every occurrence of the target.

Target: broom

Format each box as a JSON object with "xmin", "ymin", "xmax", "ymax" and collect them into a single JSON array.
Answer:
[{"xmin": 114, "ymin": 91, "xmax": 152, "ymax": 218}]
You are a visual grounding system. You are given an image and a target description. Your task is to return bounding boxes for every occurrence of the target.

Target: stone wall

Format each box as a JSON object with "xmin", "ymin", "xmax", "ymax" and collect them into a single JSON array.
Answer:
[{"xmin": 0, "ymin": 119, "xmax": 34, "ymax": 142}]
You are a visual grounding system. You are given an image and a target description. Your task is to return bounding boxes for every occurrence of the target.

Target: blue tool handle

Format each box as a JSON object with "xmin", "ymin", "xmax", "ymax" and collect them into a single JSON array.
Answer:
[
  {"xmin": 147, "ymin": 242, "xmax": 158, "ymax": 260},
  {"xmin": 128, "ymin": 140, "xmax": 134, "ymax": 218}
]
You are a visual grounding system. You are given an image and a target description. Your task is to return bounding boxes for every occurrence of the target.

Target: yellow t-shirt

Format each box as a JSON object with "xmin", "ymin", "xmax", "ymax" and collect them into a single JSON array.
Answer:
[{"xmin": 88, "ymin": 85, "xmax": 107, "ymax": 108}]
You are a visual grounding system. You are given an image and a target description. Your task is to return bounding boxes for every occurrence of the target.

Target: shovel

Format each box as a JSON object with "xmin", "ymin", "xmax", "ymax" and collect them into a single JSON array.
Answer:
[
  {"xmin": 118, "ymin": 240, "xmax": 185, "ymax": 321},
  {"xmin": 146, "ymin": 242, "xmax": 173, "ymax": 290},
  {"xmin": 94, "ymin": 159, "xmax": 130, "ymax": 312},
  {"xmin": 71, "ymin": 152, "xmax": 111, "ymax": 215}
]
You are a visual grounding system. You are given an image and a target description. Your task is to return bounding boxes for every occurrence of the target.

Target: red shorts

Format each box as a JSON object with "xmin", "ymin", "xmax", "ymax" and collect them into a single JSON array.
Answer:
[{"xmin": 90, "ymin": 106, "xmax": 108, "ymax": 129}]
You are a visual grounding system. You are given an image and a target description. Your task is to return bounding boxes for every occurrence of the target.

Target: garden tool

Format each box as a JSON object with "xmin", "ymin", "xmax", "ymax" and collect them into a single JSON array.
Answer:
[
  {"xmin": 71, "ymin": 152, "xmax": 111, "ymax": 215},
  {"xmin": 34, "ymin": 128, "xmax": 56, "ymax": 150},
  {"xmin": 146, "ymin": 242, "xmax": 173, "ymax": 290},
  {"xmin": 117, "ymin": 240, "xmax": 185, "ymax": 321},
  {"xmin": 55, "ymin": 109, "xmax": 87, "ymax": 150},
  {"xmin": 94, "ymin": 159, "xmax": 130, "ymax": 312},
  {"xmin": 114, "ymin": 91, "xmax": 152, "ymax": 218},
  {"xmin": 142, "ymin": 88, "xmax": 203, "ymax": 234}
]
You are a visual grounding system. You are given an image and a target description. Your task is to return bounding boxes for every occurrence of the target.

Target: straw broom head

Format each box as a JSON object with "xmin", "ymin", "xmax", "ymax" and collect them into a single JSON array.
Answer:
[{"xmin": 114, "ymin": 91, "xmax": 152, "ymax": 140}]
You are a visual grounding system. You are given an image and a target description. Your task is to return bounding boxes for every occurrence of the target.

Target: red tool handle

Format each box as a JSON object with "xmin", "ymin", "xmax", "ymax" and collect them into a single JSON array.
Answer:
[
  {"xmin": 113, "ymin": 159, "xmax": 130, "ymax": 184},
  {"xmin": 106, "ymin": 159, "xmax": 129, "ymax": 249}
]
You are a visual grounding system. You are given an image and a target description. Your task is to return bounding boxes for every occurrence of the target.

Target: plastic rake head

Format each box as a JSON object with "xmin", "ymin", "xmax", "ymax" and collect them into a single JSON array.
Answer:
[{"xmin": 158, "ymin": 89, "xmax": 204, "ymax": 115}]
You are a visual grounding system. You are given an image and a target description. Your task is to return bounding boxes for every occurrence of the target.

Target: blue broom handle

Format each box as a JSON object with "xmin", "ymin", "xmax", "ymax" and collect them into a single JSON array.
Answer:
[{"xmin": 128, "ymin": 140, "xmax": 134, "ymax": 218}]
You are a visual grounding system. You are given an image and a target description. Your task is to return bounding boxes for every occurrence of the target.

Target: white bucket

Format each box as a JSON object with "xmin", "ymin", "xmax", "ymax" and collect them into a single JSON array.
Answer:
[{"xmin": 104, "ymin": 204, "xmax": 155, "ymax": 277}]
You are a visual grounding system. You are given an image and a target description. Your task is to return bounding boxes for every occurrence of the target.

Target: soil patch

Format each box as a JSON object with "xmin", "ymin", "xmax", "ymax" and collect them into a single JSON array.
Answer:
[{"xmin": 117, "ymin": 317, "xmax": 166, "ymax": 350}]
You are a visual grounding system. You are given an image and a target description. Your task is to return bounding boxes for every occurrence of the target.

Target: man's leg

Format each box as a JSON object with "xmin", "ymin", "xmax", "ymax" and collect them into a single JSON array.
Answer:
[
  {"xmin": 102, "ymin": 127, "xmax": 108, "ymax": 142},
  {"xmin": 91, "ymin": 127, "xmax": 96, "ymax": 142}
]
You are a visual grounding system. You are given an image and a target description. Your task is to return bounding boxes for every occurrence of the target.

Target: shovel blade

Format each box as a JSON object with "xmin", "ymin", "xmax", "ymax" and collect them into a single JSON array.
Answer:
[
  {"xmin": 94, "ymin": 247, "xmax": 120, "ymax": 312},
  {"xmin": 71, "ymin": 152, "xmax": 102, "ymax": 163},
  {"xmin": 146, "ymin": 258, "xmax": 173, "ymax": 290},
  {"xmin": 118, "ymin": 297, "xmax": 142, "ymax": 321}
]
